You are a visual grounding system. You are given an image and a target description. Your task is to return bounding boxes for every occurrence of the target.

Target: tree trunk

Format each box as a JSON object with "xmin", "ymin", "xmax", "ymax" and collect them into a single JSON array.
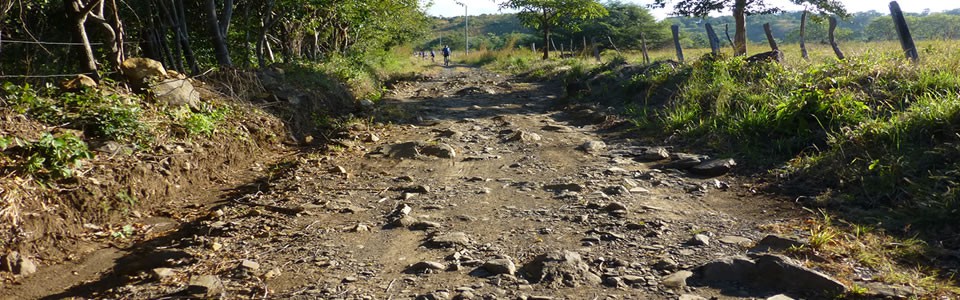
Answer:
[
  {"xmin": 64, "ymin": 0, "xmax": 103, "ymax": 80},
  {"xmin": 542, "ymin": 26, "xmax": 550, "ymax": 60},
  {"xmin": 174, "ymin": 0, "xmax": 199, "ymax": 74},
  {"xmin": 732, "ymin": 0, "xmax": 747, "ymax": 56},
  {"xmin": 205, "ymin": 0, "xmax": 232, "ymax": 67},
  {"xmin": 219, "ymin": 0, "xmax": 233, "ymax": 37}
]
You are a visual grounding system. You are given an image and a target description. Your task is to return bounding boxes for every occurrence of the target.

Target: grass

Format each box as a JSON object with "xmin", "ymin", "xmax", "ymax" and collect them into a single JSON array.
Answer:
[{"xmin": 459, "ymin": 39, "xmax": 960, "ymax": 297}]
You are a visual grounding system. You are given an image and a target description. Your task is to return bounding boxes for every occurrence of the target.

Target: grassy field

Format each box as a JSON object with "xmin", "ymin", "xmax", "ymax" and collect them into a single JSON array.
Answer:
[{"xmin": 457, "ymin": 40, "xmax": 960, "ymax": 296}]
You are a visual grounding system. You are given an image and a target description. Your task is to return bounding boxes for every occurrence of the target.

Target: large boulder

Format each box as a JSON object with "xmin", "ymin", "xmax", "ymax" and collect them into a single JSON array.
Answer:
[
  {"xmin": 121, "ymin": 57, "xmax": 167, "ymax": 85},
  {"xmin": 695, "ymin": 254, "xmax": 847, "ymax": 297},
  {"xmin": 151, "ymin": 79, "xmax": 201, "ymax": 109}
]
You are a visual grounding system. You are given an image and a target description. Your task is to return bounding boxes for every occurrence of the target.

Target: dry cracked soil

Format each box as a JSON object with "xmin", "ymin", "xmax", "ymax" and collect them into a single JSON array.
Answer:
[{"xmin": 2, "ymin": 67, "xmax": 827, "ymax": 300}]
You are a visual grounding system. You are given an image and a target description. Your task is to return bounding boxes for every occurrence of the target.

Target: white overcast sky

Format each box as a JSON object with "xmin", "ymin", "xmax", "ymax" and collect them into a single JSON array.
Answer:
[{"xmin": 425, "ymin": 0, "xmax": 960, "ymax": 19}]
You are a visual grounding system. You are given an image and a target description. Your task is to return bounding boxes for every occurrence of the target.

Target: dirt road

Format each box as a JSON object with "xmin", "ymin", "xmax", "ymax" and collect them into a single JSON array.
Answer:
[{"xmin": 6, "ymin": 67, "xmax": 812, "ymax": 299}]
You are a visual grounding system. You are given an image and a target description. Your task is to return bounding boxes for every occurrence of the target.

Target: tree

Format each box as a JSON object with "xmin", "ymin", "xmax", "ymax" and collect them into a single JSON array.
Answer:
[
  {"xmin": 500, "ymin": 0, "xmax": 608, "ymax": 59},
  {"xmin": 651, "ymin": 0, "xmax": 845, "ymax": 56}
]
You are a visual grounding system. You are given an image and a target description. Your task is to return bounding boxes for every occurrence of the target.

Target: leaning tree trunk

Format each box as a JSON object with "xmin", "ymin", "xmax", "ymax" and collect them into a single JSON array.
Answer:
[
  {"xmin": 64, "ymin": 0, "xmax": 106, "ymax": 80},
  {"xmin": 732, "ymin": 0, "xmax": 747, "ymax": 56},
  {"xmin": 205, "ymin": 0, "xmax": 232, "ymax": 67}
]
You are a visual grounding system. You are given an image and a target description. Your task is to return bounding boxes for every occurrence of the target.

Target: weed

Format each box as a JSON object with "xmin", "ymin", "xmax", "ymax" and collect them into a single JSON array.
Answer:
[{"xmin": 14, "ymin": 133, "xmax": 93, "ymax": 180}]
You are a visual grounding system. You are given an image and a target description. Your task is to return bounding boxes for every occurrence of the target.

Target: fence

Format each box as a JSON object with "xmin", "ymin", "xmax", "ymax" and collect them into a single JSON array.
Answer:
[
  {"xmin": 665, "ymin": 0, "xmax": 920, "ymax": 64},
  {"xmin": 0, "ymin": 31, "xmax": 136, "ymax": 79}
]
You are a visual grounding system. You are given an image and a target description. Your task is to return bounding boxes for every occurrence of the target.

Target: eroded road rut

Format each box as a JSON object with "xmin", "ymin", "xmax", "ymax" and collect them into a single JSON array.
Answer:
[{"xmin": 16, "ymin": 67, "xmax": 810, "ymax": 299}]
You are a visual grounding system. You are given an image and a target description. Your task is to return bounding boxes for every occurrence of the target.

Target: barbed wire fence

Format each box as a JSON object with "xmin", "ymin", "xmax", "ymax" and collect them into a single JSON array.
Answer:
[{"xmin": 0, "ymin": 30, "xmax": 137, "ymax": 79}]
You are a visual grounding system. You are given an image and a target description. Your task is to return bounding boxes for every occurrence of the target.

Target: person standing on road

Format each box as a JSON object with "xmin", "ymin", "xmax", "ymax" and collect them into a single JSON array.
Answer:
[
  {"xmin": 430, "ymin": 49, "xmax": 436, "ymax": 63},
  {"xmin": 441, "ymin": 45, "xmax": 451, "ymax": 66}
]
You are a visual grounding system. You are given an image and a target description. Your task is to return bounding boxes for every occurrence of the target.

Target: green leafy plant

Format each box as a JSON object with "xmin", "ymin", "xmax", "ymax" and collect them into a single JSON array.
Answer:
[{"xmin": 17, "ymin": 133, "xmax": 93, "ymax": 180}]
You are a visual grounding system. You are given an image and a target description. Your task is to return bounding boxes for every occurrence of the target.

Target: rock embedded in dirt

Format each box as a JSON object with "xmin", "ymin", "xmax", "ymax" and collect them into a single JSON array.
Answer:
[
  {"xmin": 664, "ymin": 153, "xmax": 708, "ymax": 170},
  {"xmin": 766, "ymin": 294, "xmax": 795, "ymax": 300},
  {"xmin": 407, "ymin": 261, "xmax": 447, "ymax": 273},
  {"xmin": 688, "ymin": 234, "xmax": 710, "ymax": 246},
  {"xmin": 121, "ymin": 57, "xmax": 166, "ymax": 84},
  {"xmin": 410, "ymin": 221, "xmax": 441, "ymax": 231},
  {"xmin": 696, "ymin": 254, "xmax": 847, "ymax": 296},
  {"xmin": 578, "ymin": 140, "xmax": 607, "ymax": 154},
  {"xmin": 152, "ymin": 78, "xmax": 201, "ymax": 109},
  {"xmin": 482, "ymin": 258, "xmax": 516, "ymax": 275},
  {"xmin": 187, "ymin": 275, "xmax": 224, "ymax": 297},
  {"xmin": 543, "ymin": 183, "xmax": 584, "ymax": 192},
  {"xmin": 690, "ymin": 158, "xmax": 737, "ymax": 177},
  {"xmin": 603, "ymin": 202, "xmax": 628, "ymax": 213},
  {"xmin": 151, "ymin": 268, "xmax": 175, "ymax": 280},
  {"xmin": 506, "ymin": 130, "xmax": 542, "ymax": 143},
  {"xmin": 638, "ymin": 147, "xmax": 671, "ymax": 161},
  {"xmin": 718, "ymin": 236, "xmax": 753, "ymax": 247},
  {"xmin": 661, "ymin": 270, "xmax": 693, "ymax": 289},
  {"xmin": 2, "ymin": 252, "xmax": 37, "ymax": 276},
  {"xmin": 542, "ymin": 124, "xmax": 574, "ymax": 132},
  {"xmin": 653, "ymin": 257, "xmax": 680, "ymax": 271},
  {"xmin": 602, "ymin": 185, "xmax": 630, "ymax": 196},
  {"xmin": 239, "ymin": 259, "xmax": 261, "ymax": 271},
  {"xmin": 750, "ymin": 235, "xmax": 808, "ymax": 253},
  {"xmin": 857, "ymin": 281, "xmax": 924, "ymax": 298},
  {"xmin": 520, "ymin": 250, "xmax": 601, "ymax": 288},
  {"xmin": 375, "ymin": 141, "xmax": 457, "ymax": 159},
  {"xmin": 426, "ymin": 232, "xmax": 471, "ymax": 248}
]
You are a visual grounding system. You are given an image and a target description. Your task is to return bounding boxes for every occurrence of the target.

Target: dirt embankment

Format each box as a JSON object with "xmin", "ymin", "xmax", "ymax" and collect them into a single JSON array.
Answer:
[{"xmin": 0, "ymin": 66, "xmax": 359, "ymax": 297}]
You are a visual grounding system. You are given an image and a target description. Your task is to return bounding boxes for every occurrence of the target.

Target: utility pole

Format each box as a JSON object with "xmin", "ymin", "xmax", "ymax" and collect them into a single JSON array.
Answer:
[{"xmin": 455, "ymin": 1, "xmax": 468, "ymax": 54}]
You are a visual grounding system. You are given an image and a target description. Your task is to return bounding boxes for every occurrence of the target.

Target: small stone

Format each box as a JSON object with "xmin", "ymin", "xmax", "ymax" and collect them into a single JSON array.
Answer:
[
  {"xmin": 16, "ymin": 256, "xmax": 36, "ymax": 276},
  {"xmin": 239, "ymin": 259, "xmax": 261, "ymax": 271},
  {"xmin": 343, "ymin": 276, "xmax": 359, "ymax": 283},
  {"xmin": 407, "ymin": 261, "xmax": 446, "ymax": 273},
  {"xmin": 688, "ymin": 234, "xmax": 710, "ymax": 246},
  {"xmin": 543, "ymin": 183, "xmax": 584, "ymax": 192},
  {"xmin": 766, "ymin": 294, "xmax": 794, "ymax": 300},
  {"xmin": 602, "ymin": 186, "xmax": 630, "ymax": 196},
  {"xmin": 661, "ymin": 270, "xmax": 693, "ymax": 289},
  {"xmin": 210, "ymin": 242, "xmax": 223, "ymax": 251},
  {"xmin": 653, "ymin": 258, "xmax": 679, "ymax": 271},
  {"xmin": 482, "ymin": 258, "xmax": 516, "ymax": 275},
  {"xmin": 638, "ymin": 147, "xmax": 670, "ymax": 161},
  {"xmin": 603, "ymin": 202, "xmax": 628, "ymax": 212},
  {"xmin": 679, "ymin": 295, "xmax": 707, "ymax": 300},
  {"xmin": 410, "ymin": 221, "xmax": 441, "ymax": 230},
  {"xmin": 365, "ymin": 133, "xmax": 381, "ymax": 142},
  {"xmin": 188, "ymin": 275, "xmax": 224, "ymax": 297},
  {"xmin": 506, "ymin": 130, "xmax": 542, "ymax": 142},
  {"xmin": 427, "ymin": 232, "xmax": 471, "ymax": 248},
  {"xmin": 604, "ymin": 276, "xmax": 625, "ymax": 287},
  {"xmin": 332, "ymin": 165, "xmax": 348, "ymax": 174},
  {"xmin": 750, "ymin": 235, "xmax": 807, "ymax": 253},
  {"xmin": 622, "ymin": 275, "xmax": 644, "ymax": 284},
  {"xmin": 151, "ymin": 268, "xmax": 175, "ymax": 279},
  {"xmin": 690, "ymin": 158, "xmax": 737, "ymax": 177},
  {"xmin": 579, "ymin": 140, "xmax": 606, "ymax": 154},
  {"xmin": 718, "ymin": 236, "xmax": 753, "ymax": 247},
  {"xmin": 265, "ymin": 268, "xmax": 282, "ymax": 279},
  {"xmin": 351, "ymin": 223, "xmax": 370, "ymax": 232}
]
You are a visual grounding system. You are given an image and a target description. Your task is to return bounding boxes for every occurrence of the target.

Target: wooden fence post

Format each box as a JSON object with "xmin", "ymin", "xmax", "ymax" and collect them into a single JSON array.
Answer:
[
  {"xmin": 800, "ymin": 11, "xmax": 809, "ymax": 60},
  {"xmin": 671, "ymin": 24, "xmax": 684, "ymax": 63},
  {"xmin": 532, "ymin": 43, "xmax": 536, "ymax": 53},
  {"xmin": 763, "ymin": 23, "xmax": 779, "ymax": 51},
  {"xmin": 582, "ymin": 36, "xmax": 587, "ymax": 57},
  {"xmin": 592, "ymin": 37, "xmax": 600, "ymax": 62},
  {"xmin": 889, "ymin": 1, "xmax": 919, "ymax": 62},
  {"xmin": 705, "ymin": 23, "xmax": 721, "ymax": 55},
  {"xmin": 828, "ymin": 16, "xmax": 845, "ymax": 60},
  {"xmin": 640, "ymin": 32, "xmax": 650, "ymax": 64}
]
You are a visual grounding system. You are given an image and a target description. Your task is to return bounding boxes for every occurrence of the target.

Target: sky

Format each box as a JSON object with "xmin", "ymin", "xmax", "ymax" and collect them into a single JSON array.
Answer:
[{"xmin": 425, "ymin": 0, "xmax": 960, "ymax": 19}]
